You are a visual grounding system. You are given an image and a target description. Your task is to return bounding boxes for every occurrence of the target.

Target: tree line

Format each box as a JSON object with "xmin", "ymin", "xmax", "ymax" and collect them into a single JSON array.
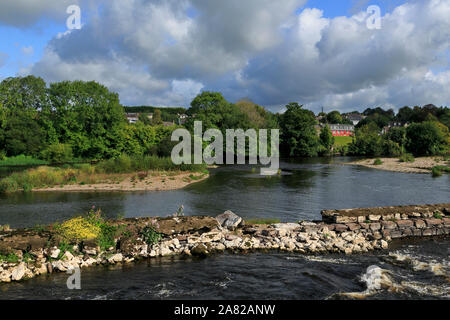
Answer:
[{"xmin": 0, "ymin": 76, "xmax": 448, "ymax": 163}]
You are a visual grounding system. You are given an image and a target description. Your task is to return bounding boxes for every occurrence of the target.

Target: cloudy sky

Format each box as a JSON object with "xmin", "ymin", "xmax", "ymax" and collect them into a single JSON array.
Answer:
[{"xmin": 0, "ymin": 0, "xmax": 449, "ymax": 113}]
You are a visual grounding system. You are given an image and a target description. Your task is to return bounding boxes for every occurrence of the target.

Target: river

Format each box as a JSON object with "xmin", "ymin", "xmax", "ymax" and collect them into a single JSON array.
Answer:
[{"xmin": 0, "ymin": 157, "xmax": 448, "ymax": 299}]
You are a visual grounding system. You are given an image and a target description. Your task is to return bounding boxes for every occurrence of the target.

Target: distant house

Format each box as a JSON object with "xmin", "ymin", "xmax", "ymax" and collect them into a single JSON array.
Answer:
[
  {"xmin": 125, "ymin": 113, "xmax": 139, "ymax": 124},
  {"xmin": 125, "ymin": 112, "xmax": 153, "ymax": 124},
  {"xmin": 381, "ymin": 122, "xmax": 405, "ymax": 135},
  {"xmin": 345, "ymin": 113, "xmax": 365, "ymax": 125},
  {"xmin": 329, "ymin": 124, "xmax": 355, "ymax": 136}
]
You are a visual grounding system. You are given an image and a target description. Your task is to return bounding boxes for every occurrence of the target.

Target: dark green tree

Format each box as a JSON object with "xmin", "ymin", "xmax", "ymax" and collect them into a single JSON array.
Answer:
[{"xmin": 279, "ymin": 103, "xmax": 320, "ymax": 157}]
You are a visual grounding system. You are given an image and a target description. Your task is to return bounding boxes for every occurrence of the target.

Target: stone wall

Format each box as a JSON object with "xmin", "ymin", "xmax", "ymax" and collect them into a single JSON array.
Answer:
[{"xmin": 0, "ymin": 204, "xmax": 449, "ymax": 283}]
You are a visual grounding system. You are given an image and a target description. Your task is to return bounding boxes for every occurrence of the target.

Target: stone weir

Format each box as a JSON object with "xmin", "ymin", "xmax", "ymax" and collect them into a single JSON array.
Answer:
[{"xmin": 0, "ymin": 204, "xmax": 449, "ymax": 283}]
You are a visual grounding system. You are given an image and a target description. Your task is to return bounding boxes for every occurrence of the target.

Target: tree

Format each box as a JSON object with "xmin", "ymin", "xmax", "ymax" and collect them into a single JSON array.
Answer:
[
  {"xmin": 138, "ymin": 113, "xmax": 152, "ymax": 125},
  {"xmin": 152, "ymin": 109, "xmax": 163, "ymax": 126},
  {"xmin": 406, "ymin": 121, "xmax": 446, "ymax": 156},
  {"xmin": 279, "ymin": 103, "xmax": 320, "ymax": 157},
  {"xmin": 348, "ymin": 123, "xmax": 383, "ymax": 156},
  {"xmin": 326, "ymin": 111, "xmax": 343, "ymax": 124},
  {"xmin": 319, "ymin": 125, "xmax": 334, "ymax": 153},
  {"xmin": 48, "ymin": 80, "xmax": 126, "ymax": 159}
]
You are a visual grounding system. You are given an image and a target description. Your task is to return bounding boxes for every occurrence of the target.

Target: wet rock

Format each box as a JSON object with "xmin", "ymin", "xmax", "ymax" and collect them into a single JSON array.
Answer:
[
  {"xmin": 216, "ymin": 211, "xmax": 243, "ymax": 230},
  {"xmin": 191, "ymin": 244, "xmax": 209, "ymax": 257},
  {"xmin": 107, "ymin": 253, "xmax": 123, "ymax": 263}
]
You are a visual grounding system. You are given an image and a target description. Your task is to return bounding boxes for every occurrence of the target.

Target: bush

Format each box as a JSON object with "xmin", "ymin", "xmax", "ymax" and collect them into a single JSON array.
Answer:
[
  {"xmin": 373, "ymin": 158, "xmax": 383, "ymax": 165},
  {"xmin": 432, "ymin": 166, "xmax": 443, "ymax": 177},
  {"xmin": 140, "ymin": 226, "xmax": 162, "ymax": 246},
  {"xmin": 55, "ymin": 216, "xmax": 101, "ymax": 242},
  {"xmin": 399, "ymin": 153, "xmax": 415, "ymax": 163},
  {"xmin": 40, "ymin": 143, "xmax": 73, "ymax": 164}
]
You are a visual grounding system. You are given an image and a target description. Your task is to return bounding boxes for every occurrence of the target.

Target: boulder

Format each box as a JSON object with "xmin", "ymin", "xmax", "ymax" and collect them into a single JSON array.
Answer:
[
  {"xmin": 11, "ymin": 263, "xmax": 27, "ymax": 281},
  {"xmin": 215, "ymin": 211, "xmax": 243, "ymax": 230},
  {"xmin": 107, "ymin": 253, "xmax": 123, "ymax": 263}
]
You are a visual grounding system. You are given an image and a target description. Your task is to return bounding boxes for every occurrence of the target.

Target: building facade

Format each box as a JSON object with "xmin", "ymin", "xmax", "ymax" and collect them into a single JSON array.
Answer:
[{"xmin": 329, "ymin": 124, "xmax": 355, "ymax": 136}]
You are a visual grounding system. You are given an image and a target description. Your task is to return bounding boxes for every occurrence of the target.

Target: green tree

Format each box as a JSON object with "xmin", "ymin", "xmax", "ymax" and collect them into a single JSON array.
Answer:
[
  {"xmin": 326, "ymin": 111, "xmax": 343, "ymax": 124},
  {"xmin": 152, "ymin": 109, "xmax": 163, "ymax": 126},
  {"xmin": 406, "ymin": 121, "xmax": 446, "ymax": 155},
  {"xmin": 138, "ymin": 113, "xmax": 152, "ymax": 125},
  {"xmin": 48, "ymin": 81, "xmax": 126, "ymax": 159},
  {"xmin": 279, "ymin": 103, "xmax": 320, "ymax": 157},
  {"xmin": 348, "ymin": 123, "xmax": 383, "ymax": 156},
  {"xmin": 319, "ymin": 125, "xmax": 334, "ymax": 153}
]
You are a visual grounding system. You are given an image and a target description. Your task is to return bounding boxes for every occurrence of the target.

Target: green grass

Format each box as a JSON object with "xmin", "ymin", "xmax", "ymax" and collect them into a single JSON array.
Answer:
[
  {"xmin": 333, "ymin": 136, "xmax": 353, "ymax": 147},
  {"xmin": 246, "ymin": 218, "xmax": 281, "ymax": 225},
  {"xmin": 0, "ymin": 155, "xmax": 48, "ymax": 167},
  {"xmin": 0, "ymin": 253, "xmax": 19, "ymax": 263}
]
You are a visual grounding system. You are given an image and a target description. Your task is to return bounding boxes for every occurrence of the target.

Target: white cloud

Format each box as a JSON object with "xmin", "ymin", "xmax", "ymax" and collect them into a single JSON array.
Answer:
[
  {"xmin": 15, "ymin": 0, "xmax": 450, "ymax": 111},
  {"xmin": 21, "ymin": 45, "xmax": 34, "ymax": 56}
]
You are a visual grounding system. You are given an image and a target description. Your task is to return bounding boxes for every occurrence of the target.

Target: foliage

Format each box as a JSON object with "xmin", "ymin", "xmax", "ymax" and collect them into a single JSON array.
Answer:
[
  {"xmin": 0, "ymin": 253, "xmax": 19, "ymax": 263},
  {"xmin": 40, "ymin": 143, "xmax": 74, "ymax": 164},
  {"xmin": 373, "ymin": 158, "xmax": 383, "ymax": 165},
  {"xmin": 56, "ymin": 216, "xmax": 101, "ymax": 242},
  {"xmin": 152, "ymin": 109, "xmax": 163, "ymax": 126},
  {"xmin": 319, "ymin": 125, "xmax": 334, "ymax": 154},
  {"xmin": 431, "ymin": 167, "xmax": 442, "ymax": 177},
  {"xmin": 399, "ymin": 153, "xmax": 415, "ymax": 163},
  {"xmin": 406, "ymin": 121, "xmax": 446, "ymax": 156},
  {"xmin": 0, "ymin": 155, "xmax": 48, "ymax": 167},
  {"xmin": 140, "ymin": 226, "xmax": 162, "ymax": 246},
  {"xmin": 348, "ymin": 123, "xmax": 383, "ymax": 157},
  {"xmin": 279, "ymin": 103, "xmax": 320, "ymax": 157}
]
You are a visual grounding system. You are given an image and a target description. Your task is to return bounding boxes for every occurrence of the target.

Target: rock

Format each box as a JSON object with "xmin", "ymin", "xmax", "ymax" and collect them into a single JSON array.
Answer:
[
  {"xmin": 11, "ymin": 263, "xmax": 26, "ymax": 281},
  {"xmin": 381, "ymin": 240, "xmax": 389, "ymax": 249},
  {"xmin": 107, "ymin": 253, "xmax": 123, "ymax": 263},
  {"xmin": 369, "ymin": 215, "xmax": 381, "ymax": 221},
  {"xmin": 0, "ymin": 270, "xmax": 11, "ymax": 282},
  {"xmin": 215, "ymin": 211, "xmax": 243, "ymax": 230},
  {"xmin": 49, "ymin": 248, "xmax": 60, "ymax": 259},
  {"xmin": 160, "ymin": 247, "xmax": 172, "ymax": 256},
  {"xmin": 61, "ymin": 251, "xmax": 74, "ymax": 261},
  {"xmin": 191, "ymin": 244, "xmax": 209, "ymax": 257},
  {"xmin": 396, "ymin": 220, "xmax": 414, "ymax": 229}
]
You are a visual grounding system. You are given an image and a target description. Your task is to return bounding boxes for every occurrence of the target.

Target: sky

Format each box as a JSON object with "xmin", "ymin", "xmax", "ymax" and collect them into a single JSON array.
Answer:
[{"xmin": 0, "ymin": 0, "xmax": 449, "ymax": 114}]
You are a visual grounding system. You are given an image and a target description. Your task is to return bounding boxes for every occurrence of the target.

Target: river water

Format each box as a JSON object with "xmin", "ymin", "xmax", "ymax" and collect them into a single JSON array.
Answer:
[{"xmin": 0, "ymin": 157, "xmax": 448, "ymax": 299}]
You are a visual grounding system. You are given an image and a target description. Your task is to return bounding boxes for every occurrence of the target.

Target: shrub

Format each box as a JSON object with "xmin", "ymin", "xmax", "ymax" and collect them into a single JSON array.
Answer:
[
  {"xmin": 373, "ymin": 158, "xmax": 383, "ymax": 165},
  {"xmin": 140, "ymin": 226, "xmax": 162, "ymax": 246},
  {"xmin": 399, "ymin": 153, "xmax": 415, "ymax": 163},
  {"xmin": 40, "ymin": 143, "xmax": 73, "ymax": 164},
  {"xmin": 432, "ymin": 166, "xmax": 442, "ymax": 177},
  {"xmin": 56, "ymin": 217, "xmax": 101, "ymax": 242}
]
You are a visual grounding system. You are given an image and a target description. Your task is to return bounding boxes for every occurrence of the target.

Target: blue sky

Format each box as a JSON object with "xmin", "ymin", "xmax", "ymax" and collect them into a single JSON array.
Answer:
[{"xmin": 0, "ymin": 0, "xmax": 448, "ymax": 112}]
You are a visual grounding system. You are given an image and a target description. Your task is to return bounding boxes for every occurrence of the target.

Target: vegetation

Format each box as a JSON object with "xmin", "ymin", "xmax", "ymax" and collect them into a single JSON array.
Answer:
[
  {"xmin": 52, "ymin": 209, "xmax": 129, "ymax": 251},
  {"xmin": 399, "ymin": 153, "xmax": 415, "ymax": 163},
  {"xmin": 431, "ymin": 166, "xmax": 449, "ymax": 177},
  {"xmin": 0, "ymin": 155, "xmax": 208, "ymax": 193},
  {"xmin": 0, "ymin": 252, "xmax": 19, "ymax": 263},
  {"xmin": 140, "ymin": 226, "xmax": 162, "ymax": 246},
  {"xmin": 373, "ymin": 158, "xmax": 383, "ymax": 165},
  {"xmin": 0, "ymin": 155, "xmax": 48, "ymax": 167},
  {"xmin": 246, "ymin": 218, "xmax": 281, "ymax": 225},
  {"xmin": 0, "ymin": 76, "xmax": 448, "ymax": 168}
]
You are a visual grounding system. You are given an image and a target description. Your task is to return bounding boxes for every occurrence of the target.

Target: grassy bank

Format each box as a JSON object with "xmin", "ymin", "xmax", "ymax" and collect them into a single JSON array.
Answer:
[
  {"xmin": 0, "ymin": 155, "xmax": 49, "ymax": 167},
  {"xmin": 334, "ymin": 136, "xmax": 353, "ymax": 147},
  {"xmin": 0, "ymin": 155, "xmax": 207, "ymax": 193}
]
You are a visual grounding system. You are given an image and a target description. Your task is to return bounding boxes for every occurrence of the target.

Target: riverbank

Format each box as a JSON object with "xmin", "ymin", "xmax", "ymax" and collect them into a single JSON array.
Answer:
[
  {"xmin": 0, "ymin": 204, "xmax": 448, "ymax": 284},
  {"xmin": 32, "ymin": 171, "xmax": 209, "ymax": 192},
  {"xmin": 346, "ymin": 156, "xmax": 448, "ymax": 174}
]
